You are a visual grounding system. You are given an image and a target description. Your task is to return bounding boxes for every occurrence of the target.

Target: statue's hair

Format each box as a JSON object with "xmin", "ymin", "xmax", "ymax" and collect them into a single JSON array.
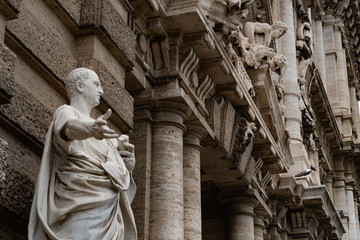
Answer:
[
  {"xmin": 271, "ymin": 21, "xmax": 288, "ymax": 35},
  {"xmin": 65, "ymin": 68, "xmax": 95, "ymax": 99}
]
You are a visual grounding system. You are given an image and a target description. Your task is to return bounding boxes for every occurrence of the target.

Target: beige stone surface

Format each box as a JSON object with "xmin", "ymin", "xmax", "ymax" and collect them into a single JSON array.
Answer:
[
  {"xmin": 149, "ymin": 107, "xmax": 187, "ymax": 240},
  {"xmin": 1, "ymin": 0, "xmax": 360, "ymax": 239}
]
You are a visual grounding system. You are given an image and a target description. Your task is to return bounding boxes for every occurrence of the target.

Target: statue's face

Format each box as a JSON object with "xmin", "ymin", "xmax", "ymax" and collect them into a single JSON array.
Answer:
[{"xmin": 81, "ymin": 71, "xmax": 104, "ymax": 108}]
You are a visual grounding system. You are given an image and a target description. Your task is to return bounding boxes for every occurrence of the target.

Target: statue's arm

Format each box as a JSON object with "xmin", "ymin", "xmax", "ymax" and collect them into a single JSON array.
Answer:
[{"xmin": 63, "ymin": 109, "xmax": 119, "ymax": 141}]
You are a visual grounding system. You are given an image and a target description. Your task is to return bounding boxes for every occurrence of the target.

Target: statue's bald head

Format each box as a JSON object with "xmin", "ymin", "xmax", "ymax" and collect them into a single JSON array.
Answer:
[{"xmin": 65, "ymin": 68, "xmax": 97, "ymax": 100}]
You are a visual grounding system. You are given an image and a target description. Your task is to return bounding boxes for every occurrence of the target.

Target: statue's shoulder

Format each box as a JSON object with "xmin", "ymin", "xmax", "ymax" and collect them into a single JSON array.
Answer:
[{"xmin": 54, "ymin": 105, "xmax": 79, "ymax": 118}]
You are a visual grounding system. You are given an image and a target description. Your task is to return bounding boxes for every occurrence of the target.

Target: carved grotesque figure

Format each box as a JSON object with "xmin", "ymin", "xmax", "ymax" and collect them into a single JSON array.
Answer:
[
  {"xmin": 28, "ymin": 68, "xmax": 137, "ymax": 240},
  {"xmin": 227, "ymin": 0, "xmax": 255, "ymax": 18},
  {"xmin": 244, "ymin": 21, "xmax": 288, "ymax": 47}
]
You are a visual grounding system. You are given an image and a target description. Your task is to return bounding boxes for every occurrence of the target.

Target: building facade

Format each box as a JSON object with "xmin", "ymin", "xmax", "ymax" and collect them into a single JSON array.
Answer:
[{"xmin": 1, "ymin": 0, "xmax": 360, "ymax": 239}]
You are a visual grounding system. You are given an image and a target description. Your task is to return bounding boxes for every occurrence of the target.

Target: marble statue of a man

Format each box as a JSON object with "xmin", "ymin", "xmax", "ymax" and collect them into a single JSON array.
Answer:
[{"xmin": 28, "ymin": 68, "xmax": 137, "ymax": 240}]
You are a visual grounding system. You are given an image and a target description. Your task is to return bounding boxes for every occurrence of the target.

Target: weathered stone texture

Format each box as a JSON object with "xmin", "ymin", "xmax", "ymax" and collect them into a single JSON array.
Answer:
[
  {"xmin": 80, "ymin": 0, "xmax": 136, "ymax": 66},
  {"xmin": 0, "ymin": 139, "xmax": 8, "ymax": 185},
  {"xmin": 79, "ymin": 59, "xmax": 134, "ymax": 128},
  {"xmin": 6, "ymin": 8, "xmax": 77, "ymax": 80},
  {"xmin": 0, "ymin": 81, "xmax": 52, "ymax": 143},
  {"xmin": 0, "ymin": 43, "xmax": 16, "ymax": 102},
  {"xmin": 5, "ymin": 0, "xmax": 21, "ymax": 10},
  {"xmin": 57, "ymin": 0, "xmax": 82, "ymax": 25},
  {"xmin": 0, "ymin": 0, "xmax": 21, "ymax": 20},
  {"xmin": 0, "ymin": 164, "xmax": 34, "ymax": 219},
  {"xmin": 0, "ymin": 137, "xmax": 36, "ymax": 221},
  {"xmin": 131, "ymin": 120, "xmax": 152, "ymax": 240}
]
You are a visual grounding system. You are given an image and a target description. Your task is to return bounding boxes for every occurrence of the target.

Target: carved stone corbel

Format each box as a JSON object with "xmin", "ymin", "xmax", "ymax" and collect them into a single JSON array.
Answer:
[{"xmin": 230, "ymin": 115, "xmax": 257, "ymax": 172}]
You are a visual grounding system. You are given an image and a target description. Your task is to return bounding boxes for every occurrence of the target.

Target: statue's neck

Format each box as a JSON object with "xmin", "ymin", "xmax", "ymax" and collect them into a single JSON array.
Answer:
[{"xmin": 69, "ymin": 97, "xmax": 92, "ymax": 116}]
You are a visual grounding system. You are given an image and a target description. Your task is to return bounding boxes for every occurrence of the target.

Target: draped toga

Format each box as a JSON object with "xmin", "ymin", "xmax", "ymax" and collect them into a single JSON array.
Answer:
[{"xmin": 28, "ymin": 105, "xmax": 137, "ymax": 240}]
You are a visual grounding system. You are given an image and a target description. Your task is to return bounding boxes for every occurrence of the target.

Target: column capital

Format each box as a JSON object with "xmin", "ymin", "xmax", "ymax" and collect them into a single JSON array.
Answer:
[
  {"xmin": 153, "ymin": 100, "xmax": 192, "ymax": 131},
  {"xmin": 184, "ymin": 123, "xmax": 208, "ymax": 140},
  {"xmin": 254, "ymin": 208, "xmax": 267, "ymax": 229},
  {"xmin": 183, "ymin": 123, "xmax": 208, "ymax": 150},
  {"xmin": 346, "ymin": 184, "xmax": 354, "ymax": 191},
  {"xmin": 325, "ymin": 173, "xmax": 334, "ymax": 183},
  {"xmin": 314, "ymin": 10, "xmax": 325, "ymax": 22},
  {"xmin": 222, "ymin": 197, "xmax": 259, "ymax": 217}
]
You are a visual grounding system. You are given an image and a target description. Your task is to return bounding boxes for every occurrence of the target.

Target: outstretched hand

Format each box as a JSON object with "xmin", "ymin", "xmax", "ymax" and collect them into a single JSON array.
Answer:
[{"xmin": 91, "ymin": 109, "xmax": 119, "ymax": 139}]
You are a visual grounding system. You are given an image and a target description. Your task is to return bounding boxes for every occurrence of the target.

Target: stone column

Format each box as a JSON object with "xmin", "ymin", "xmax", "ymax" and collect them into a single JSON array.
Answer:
[
  {"xmin": 325, "ymin": 172, "xmax": 334, "ymax": 200},
  {"xmin": 333, "ymin": 158, "xmax": 349, "ymax": 240},
  {"xmin": 347, "ymin": 182, "xmax": 357, "ymax": 240},
  {"xmin": 149, "ymin": 101, "xmax": 190, "ymax": 240},
  {"xmin": 278, "ymin": 0, "xmax": 302, "ymax": 142},
  {"xmin": 314, "ymin": 13, "xmax": 327, "ymax": 89},
  {"xmin": 223, "ymin": 197, "xmax": 258, "ymax": 240},
  {"xmin": 254, "ymin": 209, "xmax": 267, "ymax": 240},
  {"xmin": 324, "ymin": 15, "xmax": 340, "ymax": 111},
  {"xmin": 277, "ymin": 0, "xmax": 311, "ymax": 183},
  {"xmin": 183, "ymin": 124, "xmax": 207, "ymax": 240}
]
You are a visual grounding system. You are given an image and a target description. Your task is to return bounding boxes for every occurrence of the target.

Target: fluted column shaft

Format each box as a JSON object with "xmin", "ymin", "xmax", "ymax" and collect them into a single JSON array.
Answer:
[
  {"xmin": 314, "ymin": 17, "xmax": 327, "ymax": 90},
  {"xmin": 149, "ymin": 104, "xmax": 189, "ymax": 240},
  {"xmin": 223, "ymin": 197, "xmax": 258, "ymax": 240},
  {"xmin": 347, "ymin": 184, "xmax": 357, "ymax": 240},
  {"xmin": 183, "ymin": 125, "xmax": 206, "ymax": 240}
]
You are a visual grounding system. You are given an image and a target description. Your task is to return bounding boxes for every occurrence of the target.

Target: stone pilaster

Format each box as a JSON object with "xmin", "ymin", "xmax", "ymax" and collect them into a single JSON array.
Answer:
[
  {"xmin": 223, "ymin": 197, "xmax": 258, "ymax": 240},
  {"xmin": 183, "ymin": 124, "xmax": 207, "ymax": 240},
  {"xmin": 333, "ymin": 158, "xmax": 349, "ymax": 240},
  {"xmin": 346, "ymin": 182, "xmax": 357, "ymax": 240},
  {"xmin": 314, "ymin": 13, "xmax": 327, "ymax": 90},
  {"xmin": 149, "ymin": 101, "xmax": 190, "ymax": 240}
]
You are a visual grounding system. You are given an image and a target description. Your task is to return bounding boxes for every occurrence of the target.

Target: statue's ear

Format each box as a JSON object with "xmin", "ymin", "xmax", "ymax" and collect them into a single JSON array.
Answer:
[{"xmin": 76, "ymin": 80, "xmax": 84, "ymax": 93}]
